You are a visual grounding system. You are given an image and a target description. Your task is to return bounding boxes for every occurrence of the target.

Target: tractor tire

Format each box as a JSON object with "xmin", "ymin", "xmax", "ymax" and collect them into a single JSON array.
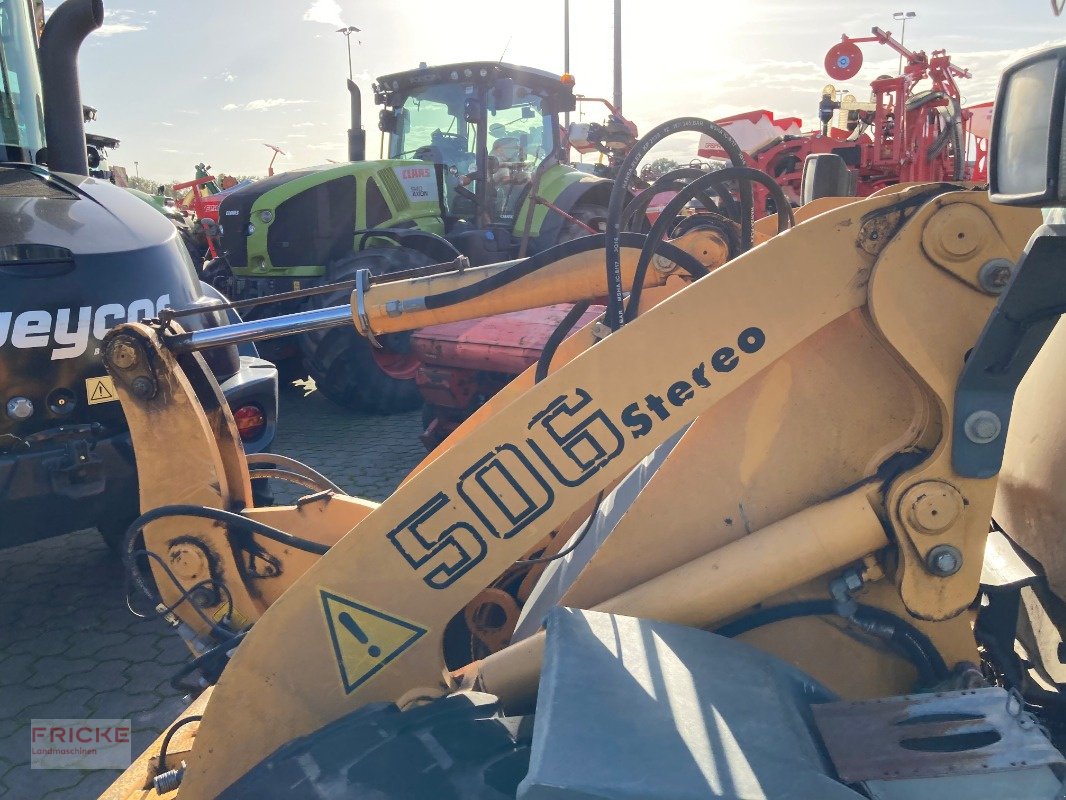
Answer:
[
  {"xmin": 558, "ymin": 202, "xmax": 609, "ymax": 242},
  {"xmin": 300, "ymin": 248, "xmax": 430, "ymax": 415},
  {"xmin": 800, "ymin": 153, "xmax": 856, "ymax": 205},
  {"xmin": 218, "ymin": 692, "xmax": 531, "ymax": 800},
  {"xmin": 96, "ymin": 512, "xmax": 136, "ymax": 555}
]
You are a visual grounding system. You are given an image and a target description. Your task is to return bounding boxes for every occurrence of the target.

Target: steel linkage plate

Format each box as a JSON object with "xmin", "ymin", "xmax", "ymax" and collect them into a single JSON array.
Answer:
[{"xmin": 812, "ymin": 687, "xmax": 1064, "ymax": 782}]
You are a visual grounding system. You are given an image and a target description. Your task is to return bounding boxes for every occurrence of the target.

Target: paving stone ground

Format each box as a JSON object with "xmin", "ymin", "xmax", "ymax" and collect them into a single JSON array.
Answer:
[{"xmin": 0, "ymin": 378, "xmax": 426, "ymax": 799}]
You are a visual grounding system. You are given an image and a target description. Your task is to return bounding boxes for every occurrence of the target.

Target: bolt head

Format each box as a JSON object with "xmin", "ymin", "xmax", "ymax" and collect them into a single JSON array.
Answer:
[
  {"xmin": 979, "ymin": 258, "xmax": 1014, "ymax": 295},
  {"xmin": 927, "ymin": 544, "xmax": 963, "ymax": 576},
  {"xmin": 107, "ymin": 340, "xmax": 138, "ymax": 370},
  {"xmin": 5, "ymin": 396, "xmax": 33, "ymax": 420},
  {"xmin": 131, "ymin": 376, "xmax": 156, "ymax": 399},
  {"xmin": 964, "ymin": 410, "xmax": 1001, "ymax": 444},
  {"xmin": 934, "ymin": 551, "xmax": 957, "ymax": 571}
]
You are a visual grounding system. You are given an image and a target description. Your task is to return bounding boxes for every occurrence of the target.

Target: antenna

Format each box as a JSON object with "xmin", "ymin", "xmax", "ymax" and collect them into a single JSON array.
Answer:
[{"xmin": 498, "ymin": 36, "xmax": 512, "ymax": 64}]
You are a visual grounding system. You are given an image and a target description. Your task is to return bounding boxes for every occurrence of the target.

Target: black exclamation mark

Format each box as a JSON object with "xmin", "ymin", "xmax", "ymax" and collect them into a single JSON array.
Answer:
[{"xmin": 339, "ymin": 611, "xmax": 381, "ymax": 658}]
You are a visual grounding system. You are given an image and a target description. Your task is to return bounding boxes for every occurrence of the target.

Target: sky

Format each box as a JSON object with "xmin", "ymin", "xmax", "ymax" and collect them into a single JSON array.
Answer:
[{"xmin": 44, "ymin": 0, "xmax": 1066, "ymax": 182}]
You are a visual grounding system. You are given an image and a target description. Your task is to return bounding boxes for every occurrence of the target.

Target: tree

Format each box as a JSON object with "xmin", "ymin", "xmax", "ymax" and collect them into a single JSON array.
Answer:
[
  {"xmin": 640, "ymin": 157, "xmax": 681, "ymax": 181},
  {"xmin": 124, "ymin": 175, "xmax": 174, "ymax": 197}
]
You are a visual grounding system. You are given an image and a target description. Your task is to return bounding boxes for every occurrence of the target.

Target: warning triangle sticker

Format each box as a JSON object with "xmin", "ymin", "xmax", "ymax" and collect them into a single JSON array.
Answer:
[
  {"xmin": 90, "ymin": 381, "xmax": 113, "ymax": 401},
  {"xmin": 320, "ymin": 589, "xmax": 428, "ymax": 695},
  {"xmin": 85, "ymin": 376, "xmax": 117, "ymax": 406}
]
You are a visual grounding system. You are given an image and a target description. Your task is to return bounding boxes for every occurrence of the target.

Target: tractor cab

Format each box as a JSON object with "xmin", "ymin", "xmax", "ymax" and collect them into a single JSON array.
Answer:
[
  {"xmin": 0, "ymin": 0, "xmax": 47, "ymax": 163},
  {"xmin": 374, "ymin": 62, "xmax": 577, "ymax": 230}
]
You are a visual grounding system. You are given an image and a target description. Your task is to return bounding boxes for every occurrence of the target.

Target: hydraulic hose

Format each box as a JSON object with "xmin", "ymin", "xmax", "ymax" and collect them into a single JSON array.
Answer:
[
  {"xmin": 422, "ymin": 232, "xmax": 707, "ymax": 312},
  {"xmin": 604, "ymin": 117, "xmax": 751, "ymax": 331},
  {"xmin": 122, "ymin": 504, "xmax": 332, "ymax": 620},
  {"xmin": 624, "ymin": 166, "xmax": 796, "ymax": 322},
  {"xmin": 714, "ymin": 600, "xmax": 950, "ymax": 687},
  {"xmin": 621, "ymin": 168, "xmax": 741, "ymax": 231},
  {"xmin": 534, "ymin": 301, "xmax": 592, "ymax": 384}
]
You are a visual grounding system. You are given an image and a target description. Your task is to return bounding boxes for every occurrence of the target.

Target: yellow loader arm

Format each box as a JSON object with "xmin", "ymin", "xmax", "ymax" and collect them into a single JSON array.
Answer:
[{"xmin": 101, "ymin": 185, "xmax": 1043, "ymax": 798}]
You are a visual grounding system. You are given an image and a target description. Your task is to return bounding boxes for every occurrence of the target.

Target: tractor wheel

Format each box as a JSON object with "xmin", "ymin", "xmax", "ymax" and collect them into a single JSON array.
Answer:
[
  {"xmin": 558, "ymin": 203, "xmax": 609, "ymax": 241},
  {"xmin": 97, "ymin": 513, "xmax": 136, "ymax": 555},
  {"xmin": 300, "ymin": 248, "xmax": 429, "ymax": 414}
]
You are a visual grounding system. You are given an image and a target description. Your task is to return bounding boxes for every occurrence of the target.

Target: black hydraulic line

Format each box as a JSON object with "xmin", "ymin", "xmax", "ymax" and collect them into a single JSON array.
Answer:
[
  {"xmin": 714, "ymin": 599, "xmax": 950, "ymax": 686},
  {"xmin": 534, "ymin": 301, "xmax": 592, "ymax": 383},
  {"xmin": 622, "ymin": 168, "xmax": 741, "ymax": 230},
  {"xmin": 157, "ymin": 715, "xmax": 204, "ymax": 774},
  {"xmin": 122, "ymin": 504, "xmax": 331, "ymax": 617},
  {"xmin": 125, "ymin": 549, "xmax": 236, "ymax": 643},
  {"xmin": 624, "ymin": 166, "xmax": 795, "ymax": 322},
  {"xmin": 125, "ymin": 504, "xmax": 330, "ymax": 556},
  {"xmin": 516, "ymin": 491, "xmax": 605, "ymax": 566},
  {"xmin": 422, "ymin": 233, "xmax": 707, "ymax": 312},
  {"xmin": 169, "ymin": 630, "xmax": 250, "ymax": 694},
  {"xmin": 604, "ymin": 117, "xmax": 751, "ymax": 331},
  {"xmin": 523, "ymin": 303, "xmax": 606, "ymax": 565}
]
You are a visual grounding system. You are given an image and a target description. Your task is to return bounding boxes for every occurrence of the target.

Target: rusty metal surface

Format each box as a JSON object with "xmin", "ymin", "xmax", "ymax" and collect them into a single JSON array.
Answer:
[
  {"xmin": 812, "ymin": 687, "xmax": 1064, "ymax": 782},
  {"xmin": 412, "ymin": 303, "xmax": 603, "ymax": 373}
]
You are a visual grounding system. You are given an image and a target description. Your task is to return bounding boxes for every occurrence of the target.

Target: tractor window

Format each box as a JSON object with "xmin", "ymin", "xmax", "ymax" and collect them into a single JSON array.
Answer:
[
  {"xmin": 389, "ymin": 87, "xmax": 477, "ymax": 177},
  {"xmin": 267, "ymin": 175, "xmax": 356, "ymax": 268},
  {"xmin": 0, "ymin": 0, "xmax": 45, "ymax": 163},
  {"xmin": 487, "ymin": 89, "xmax": 553, "ymax": 171},
  {"xmin": 365, "ymin": 178, "xmax": 391, "ymax": 228}
]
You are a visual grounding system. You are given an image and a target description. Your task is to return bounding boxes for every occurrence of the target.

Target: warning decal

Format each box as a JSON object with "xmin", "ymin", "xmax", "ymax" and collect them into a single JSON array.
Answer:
[
  {"xmin": 320, "ymin": 589, "xmax": 427, "ymax": 694},
  {"xmin": 85, "ymin": 375, "xmax": 117, "ymax": 405}
]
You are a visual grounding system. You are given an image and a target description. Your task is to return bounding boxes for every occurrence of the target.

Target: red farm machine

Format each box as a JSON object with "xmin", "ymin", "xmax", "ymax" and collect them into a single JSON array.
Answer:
[
  {"xmin": 699, "ymin": 26, "xmax": 990, "ymax": 215},
  {"xmin": 408, "ymin": 29, "xmax": 999, "ymax": 449}
]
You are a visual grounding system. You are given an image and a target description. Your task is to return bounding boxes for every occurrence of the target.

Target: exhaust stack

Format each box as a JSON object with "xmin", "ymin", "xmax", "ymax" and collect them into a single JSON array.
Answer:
[
  {"xmin": 39, "ymin": 0, "xmax": 103, "ymax": 175},
  {"xmin": 347, "ymin": 78, "xmax": 366, "ymax": 162}
]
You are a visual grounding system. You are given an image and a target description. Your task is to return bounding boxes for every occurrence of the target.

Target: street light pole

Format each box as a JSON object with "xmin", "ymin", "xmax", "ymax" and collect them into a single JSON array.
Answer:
[
  {"xmin": 892, "ymin": 11, "xmax": 916, "ymax": 75},
  {"xmin": 613, "ymin": 0, "xmax": 622, "ymax": 113},
  {"xmin": 336, "ymin": 25, "xmax": 361, "ymax": 82},
  {"xmin": 563, "ymin": 0, "xmax": 570, "ymax": 128}
]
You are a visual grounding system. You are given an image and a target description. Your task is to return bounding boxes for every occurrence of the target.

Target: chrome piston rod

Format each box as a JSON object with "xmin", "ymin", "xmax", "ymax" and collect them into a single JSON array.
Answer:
[{"xmin": 167, "ymin": 304, "xmax": 356, "ymax": 354}]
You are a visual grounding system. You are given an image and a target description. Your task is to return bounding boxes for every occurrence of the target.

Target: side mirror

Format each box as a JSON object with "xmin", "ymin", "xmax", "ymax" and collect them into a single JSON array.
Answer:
[
  {"xmin": 493, "ymin": 77, "xmax": 515, "ymax": 110},
  {"xmin": 378, "ymin": 109, "xmax": 397, "ymax": 134},
  {"xmin": 521, "ymin": 106, "xmax": 536, "ymax": 119},
  {"xmin": 464, "ymin": 98, "xmax": 482, "ymax": 124},
  {"xmin": 990, "ymin": 44, "xmax": 1066, "ymax": 206}
]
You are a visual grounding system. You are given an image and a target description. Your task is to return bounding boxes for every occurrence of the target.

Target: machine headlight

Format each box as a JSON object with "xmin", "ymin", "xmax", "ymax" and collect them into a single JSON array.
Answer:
[
  {"xmin": 247, "ymin": 223, "xmax": 256, "ymax": 235},
  {"xmin": 259, "ymin": 209, "xmax": 274, "ymax": 224}
]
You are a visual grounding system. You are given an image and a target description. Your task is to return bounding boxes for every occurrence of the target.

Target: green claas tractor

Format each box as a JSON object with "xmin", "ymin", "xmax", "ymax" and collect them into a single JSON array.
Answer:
[{"xmin": 205, "ymin": 62, "xmax": 622, "ymax": 413}]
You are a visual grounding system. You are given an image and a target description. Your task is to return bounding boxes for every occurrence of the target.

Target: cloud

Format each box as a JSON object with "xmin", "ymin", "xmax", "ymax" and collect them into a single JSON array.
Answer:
[
  {"xmin": 95, "ymin": 22, "xmax": 146, "ymax": 36},
  {"xmin": 222, "ymin": 98, "xmax": 311, "ymax": 112},
  {"xmin": 303, "ymin": 0, "xmax": 346, "ymax": 28},
  {"xmin": 293, "ymin": 121, "xmax": 317, "ymax": 128},
  {"xmin": 159, "ymin": 122, "xmax": 174, "ymax": 127},
  {"xmin": 94, "ymin": 6, "xmax": 149, "ymax": 36}
]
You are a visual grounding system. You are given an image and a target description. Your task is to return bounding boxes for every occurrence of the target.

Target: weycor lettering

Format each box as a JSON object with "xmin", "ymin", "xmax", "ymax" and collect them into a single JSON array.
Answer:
[
  {"xmin": 0, "ymin": 295, "xmax": 170, "ymax": 361},
  {"xmin": 387, "ymin": 325, "xmax": 766, "ymax": 590}
]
